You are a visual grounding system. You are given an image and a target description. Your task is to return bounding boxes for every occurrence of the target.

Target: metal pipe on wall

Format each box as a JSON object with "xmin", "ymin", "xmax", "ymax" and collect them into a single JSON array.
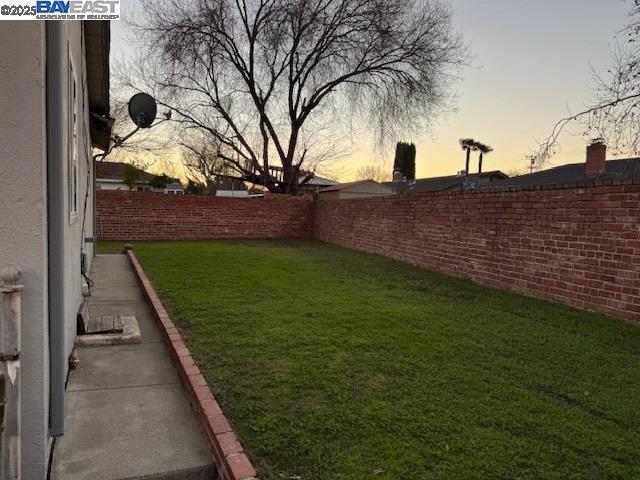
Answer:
[{"xmin": 46, "ymin": 21, "xmax": 66, "ymax": 438}]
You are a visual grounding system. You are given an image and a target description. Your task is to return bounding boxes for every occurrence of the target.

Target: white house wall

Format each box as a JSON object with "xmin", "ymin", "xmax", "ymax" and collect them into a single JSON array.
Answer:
[
  {"xmin": 97, "ymin": 179, "xmax": 168, "ymax": 192},
  {"xmin": 0, "ymin": 22, "xmax": 50, "ymax": 480},
  {"xmin": 0, "ymin": 21, "xmax": 96, "ymax": 479},
  {"xmin": 97, "ymin": 180, "xmax": 129, "ymax": 190},
  {"xmin": 62, "ymin": 21, "xmax": 94, "ymax": 371}
]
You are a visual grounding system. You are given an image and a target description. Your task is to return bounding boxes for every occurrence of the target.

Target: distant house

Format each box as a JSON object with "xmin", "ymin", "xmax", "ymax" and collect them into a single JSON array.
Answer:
[
  {"xmin": 317, "ymin": 180, "xmax": 395, "ymax": 200},
  {"xmin": 299, "ymin": 174, "xmax": 338, "ymax": 193},
  {"xmin": 96, "ymin": 161, "xmax": 184, "ymax": 194},
  {"xmin": 385, "ymin": 170, "xmax": 508, "ymax": 194},
  {"xmin": 96, "ymin": 161, "xmax": 156, "ymax": 191},
  {"xmin": 164, "ymin": 182, "xmax": 185, "ymax": 195},
  {"xmin": 212, "ymin": 178, "xmax": 250, "ymax": 197},
  {"xmin": 490, "ymin": 141, "xmax": 640, "ymax": 188}
]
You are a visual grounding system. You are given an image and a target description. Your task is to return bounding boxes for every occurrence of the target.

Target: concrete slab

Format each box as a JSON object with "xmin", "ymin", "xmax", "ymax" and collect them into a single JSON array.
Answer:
[
  {"xmin": 51, "ymin": 254, "xmax": 215, "ymax": 480},
  {"xmin": 89, "ymin": 267, "xmax": 141, "ymax": 289},
  {"xmin": 90, "ymin": 272, "xmax": 141, "ymax": 288},
  {"xmin": 76, "ymin": 315, "xmax": 142, "ymax": 346},
  {"xmin": 87, "ymin": 301, "xmax": 164, "ymax": 343},
  {"xmin": 86, "ymin": 255, "xmax": 165, "ymax": 342},
  {"xmin": 91, "ymin": 283, "xmax": 146, "ymax": 302},
  {"xmin": 68, "ymin": 343, "xmax": 179, "ymax": 392},
  {"xmin": 51, "ymin": 385, "xmax": 215, "ymax": 480},
  {"xmin": 89, "ymin": 257, "xmax": 147, "ymax": 302}
]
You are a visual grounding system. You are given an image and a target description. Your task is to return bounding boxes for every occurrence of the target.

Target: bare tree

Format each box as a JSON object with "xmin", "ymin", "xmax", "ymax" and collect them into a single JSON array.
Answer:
[
  {"xmin": 535, "ymin": 0, "xmax": 640, "ymax": 166},
  {"xmin": 155, "ymin": 157, "xmax": 182, "ymax": 180},
  {"xmin": 126, "ymin": 0, "xmax": 466, "ymax": 194},
  {"xmin": 181, "ymin": 133, "xmax": 236, "ymax": 194},
  {"xmin": 356, "ymin": 164, "xmax": 391, "ymax": 182}
]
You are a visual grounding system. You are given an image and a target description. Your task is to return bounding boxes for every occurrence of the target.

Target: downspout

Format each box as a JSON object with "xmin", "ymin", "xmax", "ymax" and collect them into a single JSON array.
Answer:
[
  {"xmin": 92, "ymin": 158, "xmax": 96, "ymax": 257},
  {"xmin": 46, "ymin": 21, "xmax": 66, "ymax": 437}
]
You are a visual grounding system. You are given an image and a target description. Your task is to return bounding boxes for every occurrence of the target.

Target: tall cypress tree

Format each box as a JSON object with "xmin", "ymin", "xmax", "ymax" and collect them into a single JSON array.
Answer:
[{"xmin": 393, "ymin": 142, "xmax": 416, "ymax": 180}]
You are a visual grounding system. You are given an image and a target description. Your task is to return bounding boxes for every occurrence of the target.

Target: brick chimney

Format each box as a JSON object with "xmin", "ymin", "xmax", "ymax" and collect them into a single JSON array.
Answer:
[
  {"xmin": 392, "ymin": 169, "xmax": 405, "ymax": 181},
  {"xmin": 585, "ymin": 139, "xmax": 606, "ymax": 177}
]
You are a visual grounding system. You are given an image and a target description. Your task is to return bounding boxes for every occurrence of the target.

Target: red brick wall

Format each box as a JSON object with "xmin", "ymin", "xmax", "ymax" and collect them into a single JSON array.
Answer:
[
  {"xmin": 314, "ymin": 184, "xmax": 640, "ymax": 322},
  {"xmin": 97, "ymin": 191, "xmax": 314, "ymax": 240},
  {"xmin": 98, "ymin": 185, "xmax": 640, "ymax": 322}
]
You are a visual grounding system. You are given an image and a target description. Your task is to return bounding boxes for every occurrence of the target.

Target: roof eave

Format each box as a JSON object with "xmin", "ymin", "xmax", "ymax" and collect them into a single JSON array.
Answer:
[{"xmin": 84, "ymin": 21, "xmax": 112, "ymax": 151}]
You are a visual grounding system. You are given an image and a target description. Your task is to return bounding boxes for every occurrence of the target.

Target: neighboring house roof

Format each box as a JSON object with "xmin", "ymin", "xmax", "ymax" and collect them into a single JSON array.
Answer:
[
  {"xmin": 490, "ymin": 158, "xmax": 640, "ymax": 188},
  {"xmin": 319, "ymin": 180, "xmax": 395, "ymax": 193},
  {"xmin": 385, "ymin": 171, "xmax": 508, "ymax": 194},
  {"xmin": 96, "ymin": 161, "xmax": 157, "ymax": 183},
  {"xmin": 301, "ymin": 175, "xmax": 338, "ymax": 187}
]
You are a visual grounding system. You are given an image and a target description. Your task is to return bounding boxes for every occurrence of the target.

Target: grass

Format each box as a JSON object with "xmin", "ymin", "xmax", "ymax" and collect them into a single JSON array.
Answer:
[
  {"xmin": 100, "ymin": 240, "xmax": 640, "ymax": 479},
  {"xmin": 96, "ymin": 242, "xmax": 127, "ymax": 253}
]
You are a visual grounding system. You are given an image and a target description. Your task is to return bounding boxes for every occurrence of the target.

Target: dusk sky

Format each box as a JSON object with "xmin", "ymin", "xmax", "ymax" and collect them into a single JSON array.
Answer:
[{"xmin": 111, "ymin": 0, "xmax": 631, "ymax": 181}]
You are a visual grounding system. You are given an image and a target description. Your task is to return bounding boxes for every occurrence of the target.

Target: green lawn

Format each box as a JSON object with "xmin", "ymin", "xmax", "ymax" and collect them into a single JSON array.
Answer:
[
  {"xmin": 100, "ymin": 240, "xmax": 640, "ymax": 479},
  {"xmin": 96, "ymin": 242, "xmax": 128, "ymax": 253}
]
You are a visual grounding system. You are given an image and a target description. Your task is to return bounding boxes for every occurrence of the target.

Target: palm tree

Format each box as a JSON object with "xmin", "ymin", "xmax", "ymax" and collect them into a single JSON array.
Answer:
[
  {"xmin": 475, "ymin": 142, "xmax": 493, "ymax": 174},
  {"xmin": 459, "ymin": 138, "xmax": 477, "ymax": 175}
]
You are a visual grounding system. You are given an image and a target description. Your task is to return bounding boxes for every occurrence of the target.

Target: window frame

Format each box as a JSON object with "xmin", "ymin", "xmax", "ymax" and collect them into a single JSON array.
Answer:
[{"xmin": 68, "ymin": 54, "xmax": 79, "ymax": 224}]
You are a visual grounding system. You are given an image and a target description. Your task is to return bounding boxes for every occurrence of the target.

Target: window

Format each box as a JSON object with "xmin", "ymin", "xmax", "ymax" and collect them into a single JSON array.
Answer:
[{"xmin": 68, "ymin": 57, "xmax": 78, "ymax": 223}]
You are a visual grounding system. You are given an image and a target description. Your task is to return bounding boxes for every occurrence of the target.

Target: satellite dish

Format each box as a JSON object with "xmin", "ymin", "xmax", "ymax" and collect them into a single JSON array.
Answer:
[{"xmin": 128, "ymin": 93, "xmax": 157, "ymax": 128}]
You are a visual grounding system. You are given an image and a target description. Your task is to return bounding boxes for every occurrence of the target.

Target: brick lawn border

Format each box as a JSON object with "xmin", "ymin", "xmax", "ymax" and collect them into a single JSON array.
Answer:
[{"xmin": 126, "ymin": 249, "xmax": 258, "ymax": 480}]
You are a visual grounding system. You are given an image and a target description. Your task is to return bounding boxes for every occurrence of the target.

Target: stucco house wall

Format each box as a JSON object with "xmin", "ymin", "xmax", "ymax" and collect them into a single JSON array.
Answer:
[
  {"xmin": 0, "ymin": 21, "xmax": 50, "ymax": 480},
  {"xmin": 62, "ymin": 20, "xmax": 96, "ymax": 376},
  {"xmin": 0, "ymin": 21, "xmax": 96, "ymax": 479}
]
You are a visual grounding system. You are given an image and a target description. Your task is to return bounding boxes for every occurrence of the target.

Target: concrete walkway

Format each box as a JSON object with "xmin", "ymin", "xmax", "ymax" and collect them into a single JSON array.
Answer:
[{"xmin": 51, "ymin": 254, "xmax": 216, "ymax": 480}]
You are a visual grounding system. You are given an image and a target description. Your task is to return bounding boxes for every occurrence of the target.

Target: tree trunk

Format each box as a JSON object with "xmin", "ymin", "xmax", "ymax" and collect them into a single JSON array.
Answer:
[
  {"xmin": 478, "ymin": 152, "xmax": 483, "ymax": 174},
  {"xmin": 465, "ymin": 148, "xmax": 470, "ymax": 175},
  {"xmin": 280, "ymin": 163, "xmax": 298, "ymax": 195},
  {"xmin": 206, "ymin": 180, "xmax": 218, "ymax": 196}
]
